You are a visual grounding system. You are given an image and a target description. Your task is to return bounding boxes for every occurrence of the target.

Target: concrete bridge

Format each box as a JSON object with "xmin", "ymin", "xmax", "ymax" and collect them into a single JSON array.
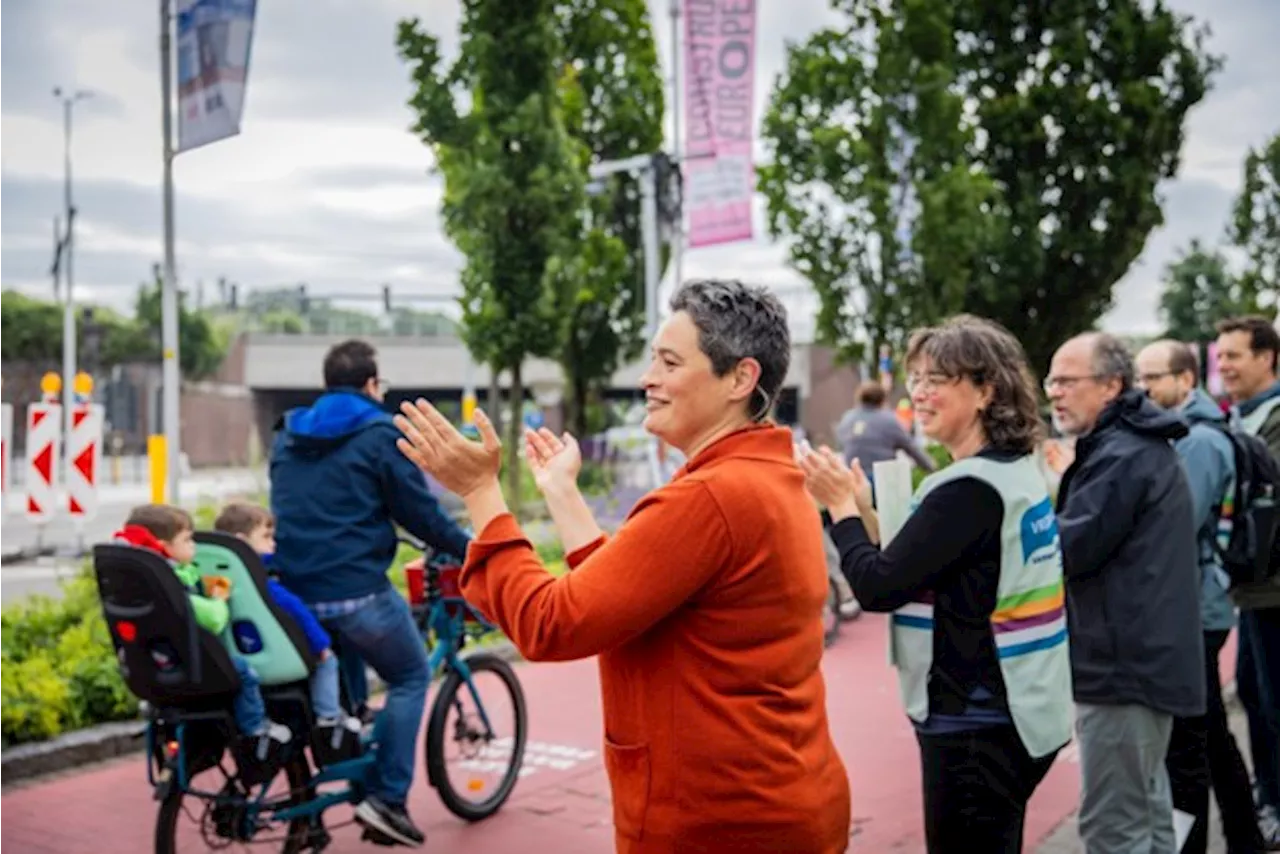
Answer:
[{"xmin": 240, "ymin": 333, "xmax": 855, "ymax": 445}]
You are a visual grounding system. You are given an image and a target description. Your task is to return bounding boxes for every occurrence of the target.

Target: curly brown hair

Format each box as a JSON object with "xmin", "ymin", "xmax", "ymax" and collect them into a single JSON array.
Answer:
[{"xmin": 905, "ymin": 314, "xmax": 1046, "ymax": 455}]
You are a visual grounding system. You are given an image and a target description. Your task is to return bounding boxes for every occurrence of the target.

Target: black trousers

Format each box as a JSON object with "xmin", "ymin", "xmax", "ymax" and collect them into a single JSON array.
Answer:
[
  {"xmin": 917, "ymin": 724, "xmax": 1058, "ymax": 854},
  {"xmin": 1165, "ymin": 630, "xmax": 1264, "ymax": 854}
]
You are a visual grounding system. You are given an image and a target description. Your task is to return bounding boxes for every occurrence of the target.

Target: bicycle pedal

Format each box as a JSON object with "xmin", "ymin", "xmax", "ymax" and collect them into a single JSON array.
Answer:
[
  {"xmin": 304, "ymin": 824, "xmax": 333, "ymax": 852},
  {"xmin": 360, "ymin": 827, "xmax": 400, "ymax": 847}
]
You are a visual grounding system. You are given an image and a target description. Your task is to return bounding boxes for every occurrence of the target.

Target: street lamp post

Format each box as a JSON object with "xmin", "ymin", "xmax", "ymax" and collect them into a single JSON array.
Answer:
[
  {"xmin": 669, "ymin": 0, "xmax": 684, "ymax": 296},
  {"xmin": 588, "ymin": 153, "xmax": 664, "ymax": 338},
  {"xmin": 53, "ymin": 86, "xmax": 92, "ymax": 503}
]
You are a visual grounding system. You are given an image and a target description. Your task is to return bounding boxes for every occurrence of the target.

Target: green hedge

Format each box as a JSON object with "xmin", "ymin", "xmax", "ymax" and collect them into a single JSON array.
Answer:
[
  {"xmin": 1, "ymin": 566, "xmax": 136, "ymax": 747},
  {"xmin": 1, "ymin": 524, "xmax": 569, "ymax": 748}
]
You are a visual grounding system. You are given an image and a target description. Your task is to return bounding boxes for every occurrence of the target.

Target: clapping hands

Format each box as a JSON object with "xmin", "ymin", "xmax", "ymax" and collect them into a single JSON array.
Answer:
[
  {"xmin": 395, "ymin": 400, "xmax": 502, "ymax": 498},
  {"xmin": 524, "ymin": 427, "xmax": 582, "ymax": 495},
  {"xmin": 797, "ymin": 444, "xmax": 874, "ymax": 522}
]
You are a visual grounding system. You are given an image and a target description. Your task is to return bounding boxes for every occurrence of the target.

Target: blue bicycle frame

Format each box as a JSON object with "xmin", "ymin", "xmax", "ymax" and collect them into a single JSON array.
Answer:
[
  {"xmin": 147, "ymin": 548, "xmax": 506, "ymax": 831},
  {"xmin": 413, "ymin": 555, "xmax": 502, "ymax": 746}
]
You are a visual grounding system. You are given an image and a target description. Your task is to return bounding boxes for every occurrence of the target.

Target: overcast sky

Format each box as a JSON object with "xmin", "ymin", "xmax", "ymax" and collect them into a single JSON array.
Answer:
[{"xmin": 2, "ymin": 0, "xmax": 1277, "ymax": 338}]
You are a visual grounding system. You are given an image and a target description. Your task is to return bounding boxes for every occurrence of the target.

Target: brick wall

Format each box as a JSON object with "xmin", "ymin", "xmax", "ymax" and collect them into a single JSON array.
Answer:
[
  {"xmin": 801, "ymin": 346, "xmax": 861, "ymax": 447},
  {"xmin": 1, "ymin": 360, "xmax": 62, "ymax": 455},
  {"xmin": 2, "ymin": 358, "xmax": 257, "ymax": 468},
  {"xmin": 180, "ymin": 382, "xmax": 257, "ymax": 468}
]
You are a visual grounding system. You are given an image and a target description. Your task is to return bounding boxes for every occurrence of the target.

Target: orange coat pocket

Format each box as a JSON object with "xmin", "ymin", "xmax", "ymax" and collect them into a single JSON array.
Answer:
[{"xmin": 604, "ymin": 740, "xmax": 652, "ymax": 839}]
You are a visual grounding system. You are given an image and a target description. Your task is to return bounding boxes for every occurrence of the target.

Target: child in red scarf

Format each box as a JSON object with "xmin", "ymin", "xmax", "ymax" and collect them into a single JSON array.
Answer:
[{"xmin": 114, "ymin": 504, "xmax": 292, "ymax": 753}]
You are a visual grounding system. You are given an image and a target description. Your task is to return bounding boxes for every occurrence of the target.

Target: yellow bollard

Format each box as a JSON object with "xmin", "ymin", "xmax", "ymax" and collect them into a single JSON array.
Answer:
[{"xmin": 148, "ymin": 434, "xmax": 167, "ymax": 504}]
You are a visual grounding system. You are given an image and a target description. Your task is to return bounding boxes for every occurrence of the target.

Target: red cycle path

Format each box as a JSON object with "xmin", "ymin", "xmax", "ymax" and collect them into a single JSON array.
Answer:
[{"xmin": 6, "ymin": 615, "xmax": 1232, "ymax": 853}]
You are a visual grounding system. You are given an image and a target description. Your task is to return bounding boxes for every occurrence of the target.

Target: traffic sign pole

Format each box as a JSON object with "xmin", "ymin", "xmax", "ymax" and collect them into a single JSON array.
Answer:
[{"xmin": 1, "ymin": 402, "xmax": 12, "ymax": 514}]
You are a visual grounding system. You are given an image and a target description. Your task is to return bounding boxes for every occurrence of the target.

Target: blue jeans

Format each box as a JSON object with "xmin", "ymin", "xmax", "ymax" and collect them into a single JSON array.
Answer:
[
  {"xmin": 310, "ymin": 653, "xmax": 342, "ymax": 721},
  {"xmin": 230, "ymin": 656, "xmax": 268, "ymax": 735},
  {"xmin": 340, "ymin": 646, "xmax": 370, "ymax": 710},
  {"xmin": 321, "ymin": 588, "xmax": 429, "ymax": 805}
]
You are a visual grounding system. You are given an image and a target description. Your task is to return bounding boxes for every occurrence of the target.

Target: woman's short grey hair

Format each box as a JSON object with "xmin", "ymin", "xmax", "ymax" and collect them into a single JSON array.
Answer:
[
  {"xmin": 1089, "ymin": 333, "xmax": 1135, "ymax": 391},
  {"xmin": 669, "ymin": 279, "xmax": 790, "ymax": 421}
]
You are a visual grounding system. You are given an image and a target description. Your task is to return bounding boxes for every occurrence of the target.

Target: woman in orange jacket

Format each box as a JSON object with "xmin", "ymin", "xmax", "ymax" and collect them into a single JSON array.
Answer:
[{"xmin": 395, "ymin": 279, "xmax": 851, "ymax": 853}]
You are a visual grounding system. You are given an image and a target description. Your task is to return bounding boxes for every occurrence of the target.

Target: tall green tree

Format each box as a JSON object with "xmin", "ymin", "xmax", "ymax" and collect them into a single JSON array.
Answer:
[
  {"xmin": 762, "ymin": 0, "xmax": 1219, "ymax": 373},
  {"xmin": 1230, "ymin": 131, "xmax": 1280, "ymax": 302},
  {"xmin": 0, "ymin": 287, "xmax": 221, "ymax": 378},
  {"xmin": 398, "ymin": 0, "xmax": 585, "ymax": 504},
  {"xmin": 544, "ymin": 226, "xmax": 631, "ymax": 432},
  {"xmin": 1158, "ymin": 239, "xmax": 1260, "ymax": 343},
  {"xmin": 553, "ymin": 0, "xmax": 665, "ymax": 435},
  {"xmin": 759, "ymin": 0, "xmax": 1000, "ymax": 368},
  {"xmin": 954, "ymin": 1, "xmax": 1218, "ymax": 371},
  {"xmin": 134, "ymin": 265, "xmax": 226, "ymax": 379}
]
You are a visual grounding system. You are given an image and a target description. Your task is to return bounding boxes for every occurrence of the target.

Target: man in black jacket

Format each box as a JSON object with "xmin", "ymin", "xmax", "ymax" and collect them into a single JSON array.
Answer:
[{"xmin": 1048, "ymin": 332, "xmax": 1206, "ymax": 853}]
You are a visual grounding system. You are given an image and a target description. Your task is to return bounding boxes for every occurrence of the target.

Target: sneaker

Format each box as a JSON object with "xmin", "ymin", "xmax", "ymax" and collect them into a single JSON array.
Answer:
[
  {"xmin": 316, "ymin": 714, "xmax": 364, "ymax": 735},
  {"xmin": 355, "ymin": 796, "xmax": 425, "ymax": 848},
  {"xmin": 837, "ymin": 599, "xmax": 863, "ymax": 621},
  {"xmin": 1258, "ymin": 805, "xmax": 1280, "ymax": 851},
  {"xmin": 360, "ymin": 827, "xmax": 400, "ymax": 847},
  {"xmin": 253, "ymin": 721, "xmax": 293, "ymax": 761},
  {"xmin": 312, "ymin": 716, "xmax": 364, "ymax": 765}
]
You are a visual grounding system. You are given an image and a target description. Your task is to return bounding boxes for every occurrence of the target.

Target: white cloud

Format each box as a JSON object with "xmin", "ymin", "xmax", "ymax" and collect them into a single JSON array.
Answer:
[{"xmin": 2, "ymin": 0, "xmax": 1277, "ymax": 341}]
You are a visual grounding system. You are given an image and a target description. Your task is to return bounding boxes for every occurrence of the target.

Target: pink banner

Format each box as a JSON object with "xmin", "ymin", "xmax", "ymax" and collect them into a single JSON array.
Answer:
[{"xmin": 683, "ymin": 0, "xmax": 757, "ymax": 248}]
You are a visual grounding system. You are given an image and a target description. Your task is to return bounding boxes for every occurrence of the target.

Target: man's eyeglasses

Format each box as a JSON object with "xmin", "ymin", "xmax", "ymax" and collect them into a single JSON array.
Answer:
[
  {"xmin": 1136, "ymin": 371, "xmax": 1173, "ymax": 387},
  {"xmin": 1042, "ymin": 375, "xmax": 1100, "ymax": 394}
]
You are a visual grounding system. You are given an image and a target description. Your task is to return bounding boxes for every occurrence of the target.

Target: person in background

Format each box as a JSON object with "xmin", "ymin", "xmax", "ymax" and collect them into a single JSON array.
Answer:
[
  {"xmin": 1136, "ymin": 340, "xmax": 1265, "ymax": 854},
  {"xmin": 1215, "ymin": 316, "xmax": 1280, "ymax": 848},
  {"xmin": 269, "ymin": 339, "xmax": 472, "ymax": 848},
  {"xmin": 835, "ymin": 382, "xmax": 936, "ymax": 478},
  {"xmin": 395, "ymin": 279, "xmax": 852, "ymax": 854},
  {"xmin": 803, "ymin": 315, "xmax": 1071, "ymax": 854},
  {"xmin": 1048, "ymin": 332, "xmax": 1205, "ymax": 853},
  {"xmin": 113, "ymin": 504, "xmax": 293, "ymax": 756}
]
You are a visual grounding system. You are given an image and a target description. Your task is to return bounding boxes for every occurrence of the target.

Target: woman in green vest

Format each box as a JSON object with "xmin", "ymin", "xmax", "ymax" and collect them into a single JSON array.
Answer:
[{"xmin": 800, "ymin": 315, "xmax": 1072, "ymax": 854}]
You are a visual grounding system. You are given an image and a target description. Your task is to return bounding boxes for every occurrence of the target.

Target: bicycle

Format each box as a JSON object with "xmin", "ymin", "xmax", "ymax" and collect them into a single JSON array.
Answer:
[
  {"xmin": 396, "ymin": 533, "xmax": 529, "ymax": 822},
  {"xmin": 96, "ymin": 530, "xmax": 527, "ymax": 853}
]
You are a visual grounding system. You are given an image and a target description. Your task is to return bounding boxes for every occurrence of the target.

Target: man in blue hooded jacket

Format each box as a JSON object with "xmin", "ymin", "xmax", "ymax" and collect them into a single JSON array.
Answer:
[
  {"xmin": 270, "ymin": 339, "xmax": 471, "ymax": 848},
  {"xmin": 1137, "ymin": 339, "xmax": 1265, "ymax": 854}
]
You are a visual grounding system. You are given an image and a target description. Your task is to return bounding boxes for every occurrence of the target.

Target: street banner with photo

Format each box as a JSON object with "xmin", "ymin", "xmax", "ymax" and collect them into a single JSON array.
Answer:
[
  {"xmin": 683, "ymin": 0, "xmax": 757, "ymax": 247},
  {"xmin": 176, "ymin": 0, "xmax": 258, "ymax": 152}
]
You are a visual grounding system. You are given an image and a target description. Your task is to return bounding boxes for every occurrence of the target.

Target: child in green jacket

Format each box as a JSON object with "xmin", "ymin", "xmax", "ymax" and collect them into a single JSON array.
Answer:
[{"xmin": 114, "ymin": 505, "xmax": 292, "ymax": 752}]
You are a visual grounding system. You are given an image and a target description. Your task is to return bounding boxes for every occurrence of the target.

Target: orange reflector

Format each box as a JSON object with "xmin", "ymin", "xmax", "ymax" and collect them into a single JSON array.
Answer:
[
  {"xmin": 165, "ymin": 740, "xmax": 179, "ymax": 759},
  {"xmin": 467, "ymin": 779, "xmax": 484, "ymax": 792}
]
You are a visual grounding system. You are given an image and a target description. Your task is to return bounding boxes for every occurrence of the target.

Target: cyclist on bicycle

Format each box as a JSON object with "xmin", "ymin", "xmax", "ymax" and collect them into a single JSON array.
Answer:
[{"xmin": 269, "ymin": 339, "xmax": 471, "ymax": 848}]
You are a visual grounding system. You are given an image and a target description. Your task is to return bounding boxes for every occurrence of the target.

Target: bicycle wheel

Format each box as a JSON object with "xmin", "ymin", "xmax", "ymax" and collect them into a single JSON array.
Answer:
[
  {"xmin": 425, "ymin": 652, "xmax": 528, "ymax": 822},
  {"xmin": 154, "ymin": 751, "xmax": 314, "ymax": 854}
]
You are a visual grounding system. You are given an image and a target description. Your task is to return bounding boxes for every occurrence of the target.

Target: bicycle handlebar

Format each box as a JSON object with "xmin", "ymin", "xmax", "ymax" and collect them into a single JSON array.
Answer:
[
  {"xmin": 395, "ymin": 531, "xmax": 455, "ymax": 567},
  {"xmin": 396, "ymin": 531, "xmax": 430, "ymax": 553}
]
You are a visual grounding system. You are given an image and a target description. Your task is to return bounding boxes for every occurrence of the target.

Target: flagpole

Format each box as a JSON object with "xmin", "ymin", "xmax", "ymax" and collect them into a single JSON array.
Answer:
[
  {"xmin": 159, "ymin": 0, "xmax": 182, "ymax": 503},
  {"xmin": 669, "ymin": 0, "xmax": 684, "ymax": 299}
]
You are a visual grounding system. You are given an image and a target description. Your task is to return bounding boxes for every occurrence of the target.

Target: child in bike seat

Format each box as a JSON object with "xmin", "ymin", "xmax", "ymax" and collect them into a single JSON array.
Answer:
[
  {"xmin": 214, "ymin": 502, "xmax": 363, "ymax": 752},
  {"xmin": 113, "ymin": 504, "xmax": 293, "ymax": 755}
]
